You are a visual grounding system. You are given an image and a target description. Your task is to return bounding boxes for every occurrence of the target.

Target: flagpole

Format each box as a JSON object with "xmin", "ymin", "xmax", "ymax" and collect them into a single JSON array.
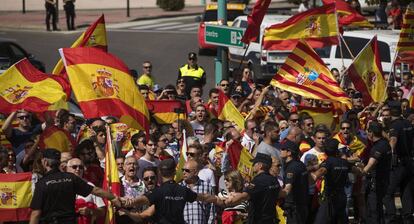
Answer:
[
  {"xmin": 333, "ymin": 4, "xmax": 345, "ymax": 68},
  {"xmin": 238, "ymin": 43, "xmax": 251, "ymax": 71},
  {"xmin": 339, "ymin": 34, "xmax": 355, "ymax": 59}
]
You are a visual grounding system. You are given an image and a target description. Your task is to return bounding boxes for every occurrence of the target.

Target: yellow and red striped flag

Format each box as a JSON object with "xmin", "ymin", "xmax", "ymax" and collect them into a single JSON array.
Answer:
[
  {"xmin": 0, "ymin": 59, "xmax": 69, "ymax": 114},
  {"xmin": 322, "ymin": 0, "xmax": 373, "ymax": 28},
  {"xmin": 146, "ymin": 100, "xmax": 186, "ymax": 124},
  {"xmin": 345, "ymin": 36, "xmax": 387, "ymax": 105},
  {"xmin": 103, "ymin": 126, "xmax": 121, "ymax": 224},
  {"xmin": 263, "ymin": 4, "xmax": 339, "ymax": 50},
  {"xmin": 217, "ymin": 90, "xmax": 245, "ymax": 131},
  {"xmin": 59, "ymin": 47, "xmax": 150, "ymax": 131},
  {"xmin": 397, "ymin": 7, "xmax": 414, "ymax": 52},
  {"xmin": 271, "ymin": 40, "xmax": 351, "ymax": 107},
  {"xmin": 174, "ymin": 129, "xmax": 187, "ymax": 182},
  {"xmin": 52, "ymin": 15, "xmax": 107, "ymax": 75},
  {"xmin": 0, "ymin": 172, "xmax": 32, "ymax": 222},
  {"xmin": 39, "ymin": 126, "xmax": 76, "ymax": 153}
]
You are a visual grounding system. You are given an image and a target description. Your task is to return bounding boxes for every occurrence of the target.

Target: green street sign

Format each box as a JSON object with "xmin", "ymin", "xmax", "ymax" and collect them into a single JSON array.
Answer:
[{"xmin": 205, "ymin": 25, "xmax": 245, "ymax": 48}]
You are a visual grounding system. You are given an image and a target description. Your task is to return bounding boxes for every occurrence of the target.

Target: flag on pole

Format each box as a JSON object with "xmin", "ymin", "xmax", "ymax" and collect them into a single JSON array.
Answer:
[
  {"xmin": 52, "ymin": 15, "xmax": 107, "ymax": 75},
  {"xmin": 241, "ymin": 0, "xmax": 271, "ymax": 44},
  {"xmin": 270, "ymin": 40, "xmax": 351, "ymax": 107},
  {"xmin": 397, "ymin": 7, "xmax": 414, "ymax": 52},
  {"xmin": 59, "ymin": 47, "xmax": 150, "ymax": 131},
  {"xmin": 0, "ymin": 59, "xmax": 69, "ymax": 114},
  {"xmin": 345, "ymin": 36, "xmax": 387, "ymax": 105},
  {"xmin": 263, "ymin": 4, "xmax": 339, "ymax": 50},
  {"xmin": 103, "ymin": 126, "xmax": 121, "ymax": 224},
  {"xmin": 322, "ymin": 0, "xmax": 373, "ymax": 28},
  {"xmin": 217, "ymin": 90, "xmax": 245, "ymax": 131},
  {"xmin": 0, "ymin": 172, "xmax": 32, "ymax": 222},
  {"xmin": 146, "ymin": 100, "xmax": 186, "ymax": 124},
  {"xmin": 174, "ymin": 129, "xmax": 187, "ymax": 182}
]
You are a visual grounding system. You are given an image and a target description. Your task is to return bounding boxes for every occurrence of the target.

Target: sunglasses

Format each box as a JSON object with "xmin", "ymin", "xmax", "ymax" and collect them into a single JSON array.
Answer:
[
  {"xmin": 306, "ymin": 123, "xmax": 314, "ymax": 127},
  {"xmin": 143, "ymin": 176, "xmax": 156, "ymax": 181},
  {"xmin": 186, "ymin": 152, "xmax": 197, "ymax": 157},
  {"xmin": 147, "ymin": 143, "xmax": 155, "ymax": 147},
  {"xmin": 290, "ymin": 119, "xmax": 299, "ymax": 122},
  {"xmin": 221, "ymin": 84, "xmax": 229, "ymax": 87},
  {"xmin": 144, "ymin": 66, "xmax": 152, "ymax": 69},
  {"xmin": 188, "ymin": 58, "xmax": 196, "ymax": 61},
  {"xmin": 70, "ymin": 165, "xmax": 84, "ymax": 170},
  {"xmin": 18, "ymin": 115, "xmax": 30, "ymax": 120},
  {"xmin": 341, "ymin": 127, "xmax": 351, "ymax": 130},
  {"xmin": 177, "ymin": 80, "xmax": 185, "ymax": 83},
  {"xmin": 182, "ymin": 168, "xmax": 192, "ymax": 173}
]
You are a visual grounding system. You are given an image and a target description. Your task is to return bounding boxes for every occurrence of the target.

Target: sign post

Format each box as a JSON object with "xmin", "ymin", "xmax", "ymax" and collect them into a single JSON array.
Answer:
[{"xmin": 205, "ymin": 25, "xmax": 245, "ymax": 48}]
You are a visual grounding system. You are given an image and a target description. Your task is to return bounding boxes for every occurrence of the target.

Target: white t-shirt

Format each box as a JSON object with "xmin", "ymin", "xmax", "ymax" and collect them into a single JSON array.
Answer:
[
  {"xmin": 190, "ymin": 121, "xmax": 204, "ymax": 142},
  {"xmin": 198, "ymin": 167, "xmax": 216, "ymax": 187}
]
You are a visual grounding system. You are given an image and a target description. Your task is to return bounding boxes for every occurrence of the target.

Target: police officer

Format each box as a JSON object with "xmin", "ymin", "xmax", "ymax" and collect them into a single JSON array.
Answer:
[
  {"xmin": 280, "ymin": 140, "xmax": 309, "ymax": 224},
  {"xmin": 361, "ymin": 121, "xmax": 391, "ymax": 223},
  {"xmin": 383, "ymin": 102, "xmax": 414, "ymax": 224},
  {"xmin": 178, "ymin": 52, "xmax": 206, "ymax": 97},
  {"xmin": 312, "ymin": 139, "xmax": 360, "ymax": 224},
  {"xmin": 63, "ymin": 0, "xmax": 76, "ymax": 30},
  {"xmin": 45, "ymin": 0, "xmax": 58, "ymax": 31},
  {"xmin": 30, "ymin": 148, "xmax": 121, "ymax": 224}
]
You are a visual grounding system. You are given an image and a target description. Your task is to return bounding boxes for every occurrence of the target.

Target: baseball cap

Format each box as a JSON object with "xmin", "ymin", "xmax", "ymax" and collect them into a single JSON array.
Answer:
[
  {"xmin": 42, "ymin": 148, "xmax": 61, "ymax": 161},
  {"xmin": 280, "ymin": 140, "xmax": 299, "ymax": 155},
  {"xmin": 188, "ymin": 52, "xmax": 197, "ymax": 59},
  {"xmin": 250, "ymin": 153, "xmax": 272, "ymax": 166}
]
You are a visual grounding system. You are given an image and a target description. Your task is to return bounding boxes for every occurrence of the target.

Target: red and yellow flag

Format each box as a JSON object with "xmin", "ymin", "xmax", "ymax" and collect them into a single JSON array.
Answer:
[
  {"xmin": 52, "ymin": 15, "xmax": 107, "ymax": 75},
  {"xmin": 217, "ymin": 90, "xmax": 245, "ymax": 131},
  {"xmin": 39, "ymin": 126, "xmax": 76, "ymax": 153},
  {"xmin": 397, "ymin": 7, "xmax": 414, "ymax": 52},
  {"xmin": 241, "ymin": 0, "xmax": 271, "ymax": 44},
  {"xmin": 109, "ymin": 122, "xmax": 140, "ymax": 155},
  {"xmin": 263, "ymin": 4, "xmax": 339, "ymax": 50},
  {"xmin": 0, "ymin": 59, "xmax": 69, "ymax": 114},
  {"xmin": 271, "ymin": 40, "xmax": 351, "ymax": 107},
  {"xmin": 322, "ymin": 0, "xmax": 373, "ymax": 28},
  {"xmin": 0, "ymin": 172, "xmax": 32, "ymax": 222},
  {"xmin": 174, "ymin": 129, "xmax": 188, "ymax": 182},
  {"xmin": 346, "ymin": 36, "xmax": 387, "ymax": 105},
  {"xmin": 59, "ymin": 47, "xmax": 150, "ymax": 131},
  {"xmin": 103, "ymin": 126, "xmax": 121, "ymax": 224},
  {"xmin": 146, "ymin": 100, "xmax": 186, "ymax": 124}
]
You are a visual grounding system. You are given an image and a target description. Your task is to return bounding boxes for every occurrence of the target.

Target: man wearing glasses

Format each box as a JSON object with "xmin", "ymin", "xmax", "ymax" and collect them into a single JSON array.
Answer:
[
  {"xmin": 178, "ymin": 52, "xmax": 206, "ymax": 96},
  {"xmin": 137, "ymin": 61, "xmax": 155, "ymax": 89}
]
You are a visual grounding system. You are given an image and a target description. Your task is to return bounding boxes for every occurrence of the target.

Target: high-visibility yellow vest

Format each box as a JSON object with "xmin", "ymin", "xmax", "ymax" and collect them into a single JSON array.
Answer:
[{"xmin": 179, "ymin": 65, "xmax": 204, "ymax": 80}]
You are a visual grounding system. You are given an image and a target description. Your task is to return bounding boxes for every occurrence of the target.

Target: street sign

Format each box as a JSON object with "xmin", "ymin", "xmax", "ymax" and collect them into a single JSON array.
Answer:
[{"xmin": 205, "ymin": 25, "xmax": 245, "ymax": 48}]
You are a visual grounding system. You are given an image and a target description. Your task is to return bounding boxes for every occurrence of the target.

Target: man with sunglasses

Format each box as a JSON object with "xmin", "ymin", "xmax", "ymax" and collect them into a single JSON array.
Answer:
[
  {"xmin": 142, "ymin": 167, "xmax": 158, "ymax": 192},
  {"xmin": 178, "ymin": 52, "xmax": 206, "ymax": 97},
  {"xmin": 137, "ymin": 61, "xmax": 155, "ymax": 89},
  {"xmin": 218, "ymin": 79, "xmax": 230, "ymax": 96}
]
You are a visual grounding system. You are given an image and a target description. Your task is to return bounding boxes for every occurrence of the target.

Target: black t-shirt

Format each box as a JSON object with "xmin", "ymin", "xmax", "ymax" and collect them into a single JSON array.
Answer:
[
  {"xmin": 145, "ymin": 180, "xmax": 197, "ymax": 224},
  {"xmin": 9, "ymin": 124, "xmax": 42, "ymax": 154},
  {"xmin": 369, "ymin": 138, "xmax": 392, "ymax": 180},
  {"xmin": 320, "ymin": 157, "xmax": 351, "ymax": 195},
  {"xmin": 244, "ymin": 172, "xmax": 280, "ymax": 224},
  {"xmin": 284, "ymin": 159, "xmax": 309, "ymax": 208},
  {"xmin": 389, "ymin": 118, "xmax": 414, "ymax": 158},
  {"xmin": 30, "ymin": 169, "xmax": 93, "ymax": 222}
]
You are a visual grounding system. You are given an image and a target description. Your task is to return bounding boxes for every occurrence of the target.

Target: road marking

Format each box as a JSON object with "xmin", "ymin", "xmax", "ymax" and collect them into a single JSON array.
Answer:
[
  {"xmin": 107, "ymin": 15, "xmax": 197, "ymax": 29},
  {"xmin": 180, "ymin": 26, "xmax": 199, "ymax": 31},
  {"xmin": 130, "ymin": 22, "xmax": 181, "ymax": 30},
  {"xmin": 155, "ymin": 23, "xmax": 198, "ymax": 30}
]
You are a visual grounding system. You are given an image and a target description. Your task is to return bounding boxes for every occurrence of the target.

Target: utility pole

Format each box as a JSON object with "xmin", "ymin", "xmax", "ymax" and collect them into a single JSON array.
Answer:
[
  {"xmin": 127, "ymin": 0, "xmax": 130, "ymax": 17},
  {"xmin": 22, "ymin": 0, "xmax": 26, "ymax": 14},
  {"xmin": 215, "ymin": 0, "xmax": 228, "ymax": 84}
]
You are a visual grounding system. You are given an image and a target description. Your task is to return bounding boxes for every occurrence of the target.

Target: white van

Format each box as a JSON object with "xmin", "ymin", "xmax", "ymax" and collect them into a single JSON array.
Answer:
[{"xmin": 228, "ymin": 15, "xmax": 401, "ymax": 81}]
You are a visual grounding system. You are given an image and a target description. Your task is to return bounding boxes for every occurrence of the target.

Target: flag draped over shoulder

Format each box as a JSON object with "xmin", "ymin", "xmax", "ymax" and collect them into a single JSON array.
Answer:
[
  {"xmin": 52, "ymin": 15, "xmax": 107, "ymax": 75},
  {"xmin": 271, "ymin": 40, "xmax": 351, "ymax": 107},
  {"xmin": 322, "ymin": 0, "xmax": 373, "ymax": 28},
  {"xmin": 397, "ymin": 7, "xmax": 414, "ymax": 52},
  {"xmin": 346, "ymin": 36, "xmax": 387, "ymax": 105},
  {"xmin": 146, "ymin": 100, "xmax": 186, "ymax": 124},
  {"xmin": 263, "ymin": 4, "xmax": 338, "ymax": 50},
  {"xmin": 0, "ymin": 59, "xmax": 69, "ymax": 114},
  {"xmin": 174, "ymin": 129, "xmax": 187, "ymax": 182},
  {"xmin": 59, "ymin": 47, "xmax": 150, "ymax": 131},
  {"xmin": 0, "ymin": 172, "xmax": 32, "ymax": 222},
  {"xmin": 103, "ymin": 126, "xmax": 121, "ymax": 224},
  {"xmin": 241, "ymin": 0, "xmax": 271, "ymax": 44},
  {"xmin": 39, "ymin": 126, "xmax": 76, "ymax": 152},
  {"xmin": 217, "ymin": 90, "xmax": 245, "ymax": 131}
]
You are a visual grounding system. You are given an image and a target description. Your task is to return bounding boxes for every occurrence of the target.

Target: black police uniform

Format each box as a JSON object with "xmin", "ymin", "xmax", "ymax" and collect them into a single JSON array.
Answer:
[
  {"xmin": 314, "ymin": 157, "xmax": 351, "ymax": 224},
  {"xmin": 145, "ymin": 180, "xmax": 197, "ymax": 224},
  {"xmin": 64, "ymin": 0, "xmax": 76, "ymax": 30},
  {"xmin": 366, "ymin": 138, "xmax": 391, "ymax": 224},
  {"xmin": 383, "ymin": 117, "xmax": 414, "ymax": 224},
  {"xmin": 244, "ymin": 172, "xmax": 281, "ymax": 224},
  {"xmin": 45, "ymin": 0, "xmax": 58, "ymax": 31},
  {"xmin": 283, "ymin": 160, "xmax": 309, "ymax": 224},
  {"xmin": 30, "ymin": 169, "xmax": 94, "ymax": 224}
]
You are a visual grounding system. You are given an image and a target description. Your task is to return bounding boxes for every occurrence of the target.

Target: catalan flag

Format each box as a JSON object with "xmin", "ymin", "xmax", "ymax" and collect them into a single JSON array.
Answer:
[
  {"xmin": 345, "ymin": 36, "xmax": 387, "ymax": 105},
  {"xmin": 271, "ymin": 40, "xmax": 351, "ymax": 107},
  {"xmin": 0, "ymin": 59, "xmax": 69, "ymax": 114},
  {"xmin": 39, "ymin": 126, "xmax": 76, "ymax": 152},
  {"xmin": 263, "ymin": 4, "xmax": 339, "ymax": 50},
  {"xmin": 241, "ymin": 0, "xmax": 271, "ymax": 44},
  {"xmin": 174, "ymin": 129, "xmax": 187, "ymax": 182},
  {"xmin": 52, "ymin": 15, "xmax": 107, "ymax": 75},
  {"xmin": 0, "ymin": 172, "xmax": 32, "ymax": 222},
  {"xmin": 322, "ymin": 0, "xmax": 373, "ymax": 28},
  {"xmin": 217, "ymin": 90, "xmax": 245, "ymax": 131},
  {"xmin": 397, "ymin": 7, "xmax": 414, "ymax": 52},
  {"xmin": 103, "ymin": 126, "xmax": 121, "ymax": 224},
  {"xmin": 333, "ymin": 132, "xmax": 366, "ymax": 156},
  {"xmin": 146, "ymin": 100, "xmax": 186, "ymax": 124},
  {"xmin": 59, "ymin": 47, "xmax": 150, "ymax": 131}
]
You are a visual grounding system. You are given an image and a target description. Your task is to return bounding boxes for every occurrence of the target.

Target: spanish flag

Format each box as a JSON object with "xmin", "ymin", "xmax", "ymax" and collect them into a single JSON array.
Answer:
[
  {"xmin": 0, "ymin": 59, "xmax": 69, "ymax": 114},
  {"xmin": 271, "ymin": 40, "xmax": 351, "ymax": 107},
  {"xmin": 322, "ymin": 0, "xmax": 373, "ymax": 28},
  {"xmin": 298, "ymin": 106, "xmax": 337, "ymax": 129},
  {"xmin": 103, "ymin": 126, "xmax": 121, "ymax": 224},
  {"xmin": 174, "ymin": 129, "xmax": 188, "ymax": 182},
  {"xmin": 39, "ymin": 126, "xmax": 76, "ymax": 152},
  {"xmin": 146, "ymin": 100, "xmax": 186, "ymax": 124},
  {"xmin": 52, "ymin": 15, "xmax": 107, "ymax": 75},
  {"xmin": 397, "ymin": 7, "xmax": 414, "ymax": 52},
  {"xmin": 345, "ymin": 36, "xmax": 387, "ymax": 105},
  {"xmin": 0, "ymin": 172, "xmax": 32, "ymax": 222},
  {"xmin": 59, "ymin": 47, "xmax": 150, "ymax": 131},
  {"xmin": 109, "ymin": 122, "xmax": 140, "ymax": 155},
  {"xmin": 241, "ymin": 0, "xmax": 271, "ymax": 44},
  {"xmin": 217, "ymin": 90, "xmax": 245, "ymax": 131},
  {"xmin": 263, "ymin": 4, "xmax": 339, "ymax": 50}
]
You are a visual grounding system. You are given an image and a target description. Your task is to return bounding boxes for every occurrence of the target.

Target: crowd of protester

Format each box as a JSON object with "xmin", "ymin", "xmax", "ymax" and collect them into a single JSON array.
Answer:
[{"xmin": 1, "ymin": 51, "xmax": 414, "ymax": 224}]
